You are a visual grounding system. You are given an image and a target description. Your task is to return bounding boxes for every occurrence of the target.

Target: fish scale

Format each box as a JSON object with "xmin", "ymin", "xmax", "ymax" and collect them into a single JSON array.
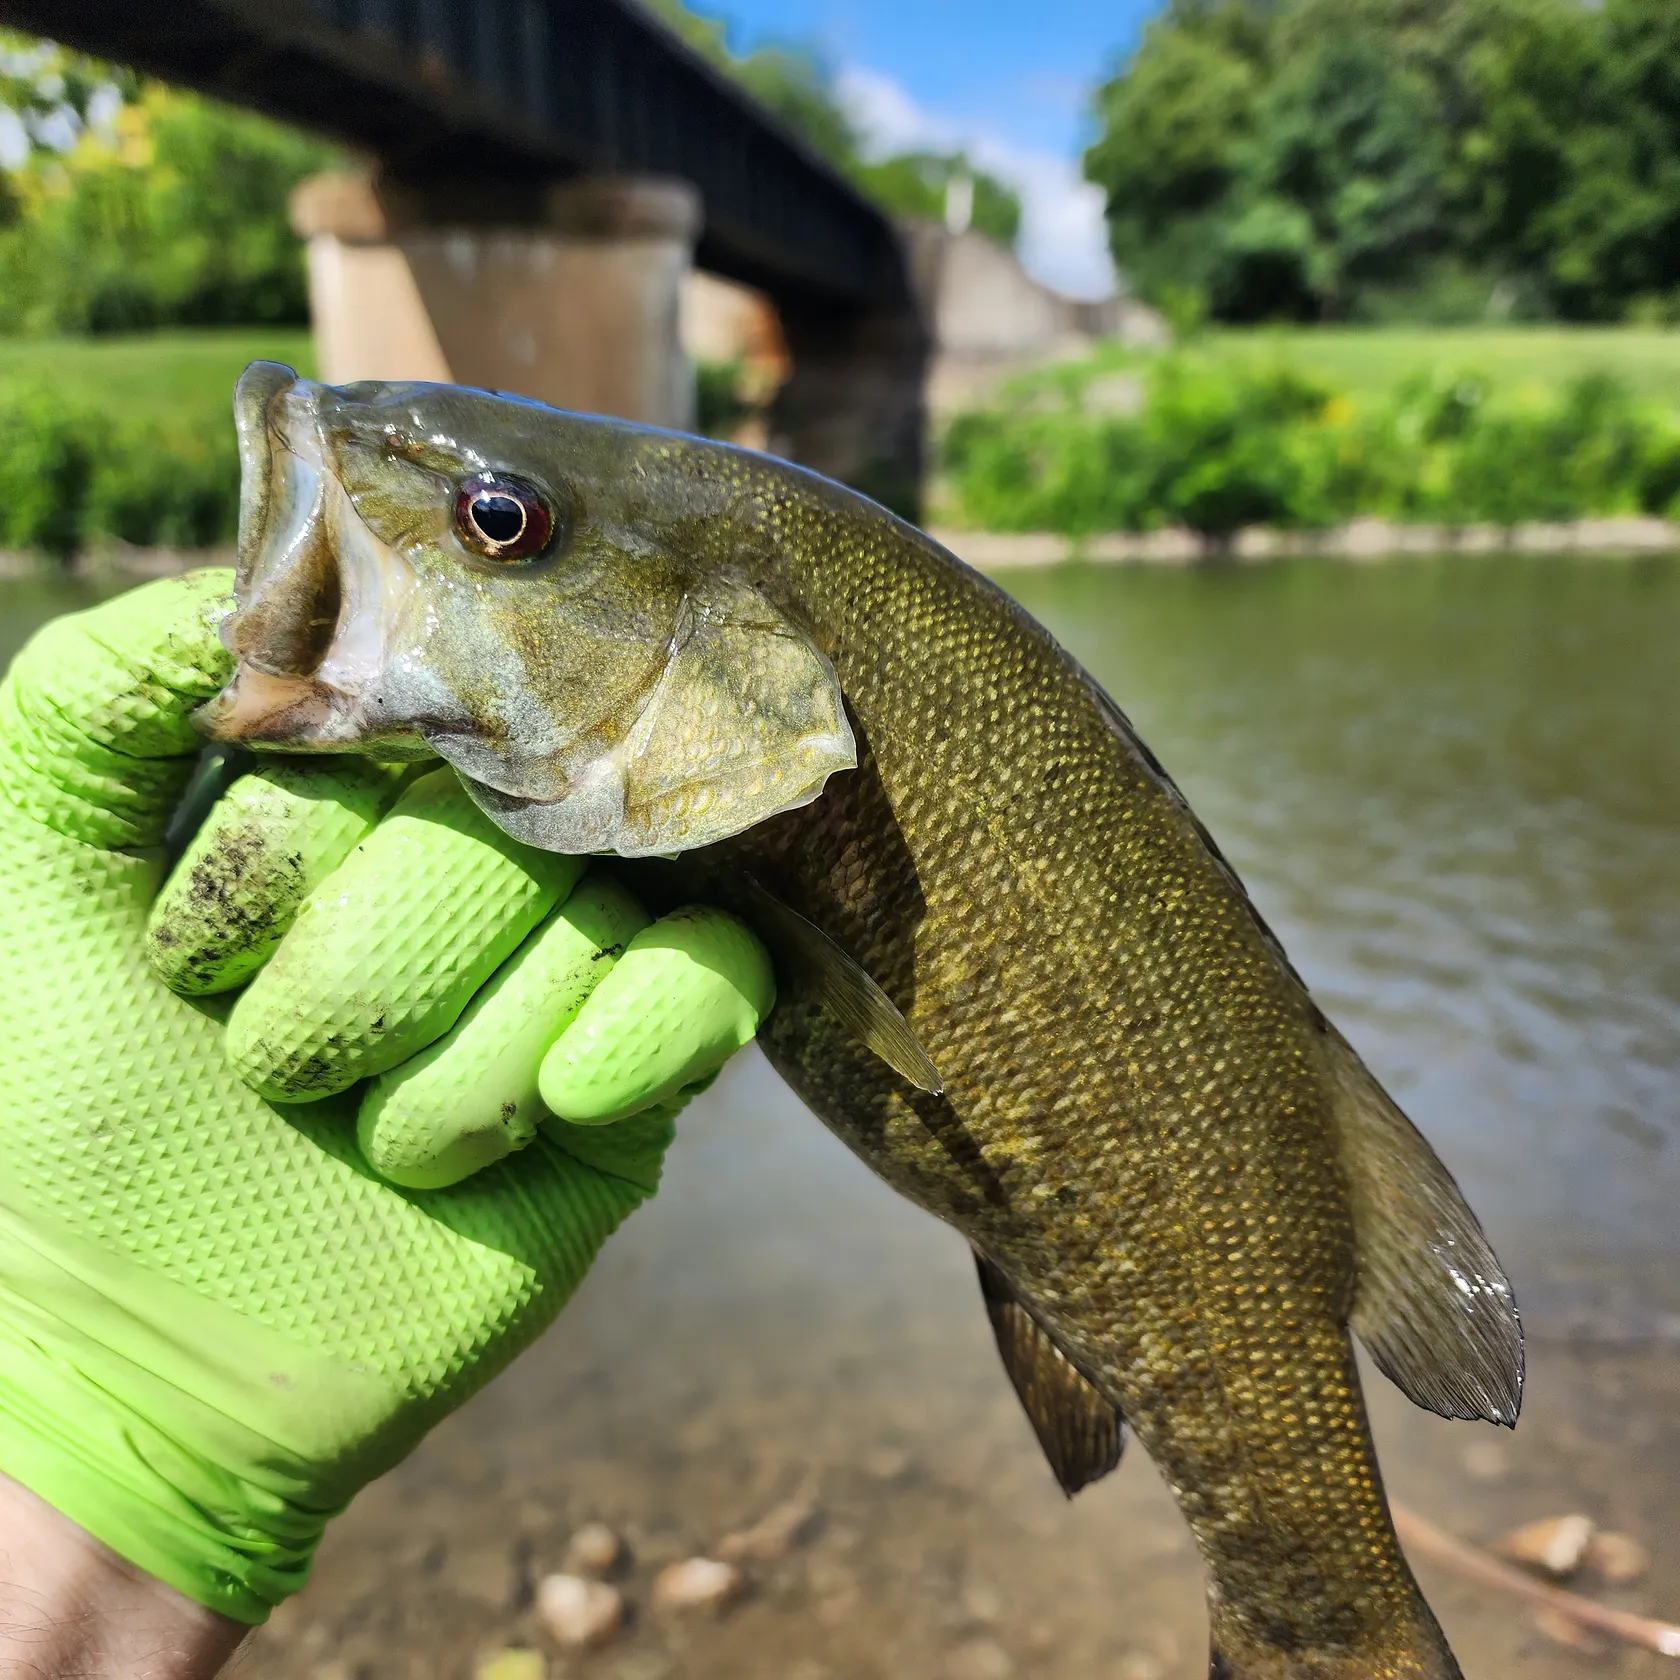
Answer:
[{"xmin": 208, "ymin": 365, "xmax": 1523, "ymax": 1680}]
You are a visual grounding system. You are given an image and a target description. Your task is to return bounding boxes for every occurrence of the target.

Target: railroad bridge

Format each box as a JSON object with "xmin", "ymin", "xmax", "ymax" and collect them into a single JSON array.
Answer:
[{"xmin": 0, "ymin": 0, "xmax": 929, "ymax": 512}]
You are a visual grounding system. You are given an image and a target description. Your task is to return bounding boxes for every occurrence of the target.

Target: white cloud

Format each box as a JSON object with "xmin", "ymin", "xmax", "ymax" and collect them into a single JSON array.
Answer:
[
  {"xmin": 0, "ymin": 111, "xmax": 27, "ymax": 172},
  {"xmin": 837, "ymin": 64, "xmax": 1116, "ymax": 301}
]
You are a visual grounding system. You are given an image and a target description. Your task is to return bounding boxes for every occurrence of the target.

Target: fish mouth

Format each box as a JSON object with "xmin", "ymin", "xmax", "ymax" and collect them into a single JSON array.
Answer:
[{"xmin": 196, "ymin": 361, "xmax": 427, "ymax": 756}]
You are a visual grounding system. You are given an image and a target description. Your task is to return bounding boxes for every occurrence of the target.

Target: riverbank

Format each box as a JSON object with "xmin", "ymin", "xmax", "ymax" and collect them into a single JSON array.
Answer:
[
  {"xmin": 934, "ymin": 516, "xmax": 1680, "ymax": 569},
  {"xmin": 11, "ymin": 515, "xmax": 1679, "ymax": 584}
]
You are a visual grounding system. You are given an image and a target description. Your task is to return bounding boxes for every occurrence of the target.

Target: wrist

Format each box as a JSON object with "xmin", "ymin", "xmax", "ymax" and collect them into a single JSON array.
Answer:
[{"xmin": 0, "ymin": 1473, "xmax": 245, "ymax": 1680}]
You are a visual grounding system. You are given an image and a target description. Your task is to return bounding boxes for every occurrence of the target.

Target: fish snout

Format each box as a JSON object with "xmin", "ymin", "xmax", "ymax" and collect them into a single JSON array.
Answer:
[
  {"xmin": 226, "ymin": 362, "xmax": 343, "ymax": 681},
  {"xmin": 200, "ymin": 363, "xmax": 373, "ymax": 749}
]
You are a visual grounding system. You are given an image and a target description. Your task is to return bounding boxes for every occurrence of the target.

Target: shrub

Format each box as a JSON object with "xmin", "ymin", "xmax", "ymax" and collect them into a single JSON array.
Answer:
[
  {"xmin": 0, "ymin": 378, "xmax": 238, "ymax": 556},
  {"xmin": 943, "ymin": 355, "xmax": 1358, "ymax": 535},
  {"xmin": 942, "ymin": 353, "xmax": 1680, "ymax": 536}
]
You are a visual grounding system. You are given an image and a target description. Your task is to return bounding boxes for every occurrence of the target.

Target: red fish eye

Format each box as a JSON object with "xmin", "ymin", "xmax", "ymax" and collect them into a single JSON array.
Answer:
[{"xmin": 454, "ymin": 473, "xmax": 555, "ymax": 561}]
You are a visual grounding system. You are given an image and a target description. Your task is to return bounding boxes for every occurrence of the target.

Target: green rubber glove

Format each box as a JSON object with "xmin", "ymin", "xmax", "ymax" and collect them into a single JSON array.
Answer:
[{"xmin": 0, "ymin": 570, "xmax": 774, "ymax": 1624}]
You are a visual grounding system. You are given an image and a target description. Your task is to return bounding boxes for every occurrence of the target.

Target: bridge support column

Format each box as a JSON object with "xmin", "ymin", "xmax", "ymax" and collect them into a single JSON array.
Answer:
[
  {"xmin": 291, "ymin": 173, "xmax": 701, "ymax": 429},
  {"xmin": 769, "ymin": 296, "xmax": 930, "ymax": 522}
]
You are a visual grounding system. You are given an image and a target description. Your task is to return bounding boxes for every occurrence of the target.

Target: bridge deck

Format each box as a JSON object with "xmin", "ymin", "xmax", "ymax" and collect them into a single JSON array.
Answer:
[{"xmin": 1, "ymin": 0, "xmax": 907, "ymax": 311}]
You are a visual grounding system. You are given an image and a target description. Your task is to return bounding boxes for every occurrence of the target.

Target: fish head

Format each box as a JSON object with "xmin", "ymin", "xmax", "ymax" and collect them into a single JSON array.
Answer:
[{"xmin": 200, "ymin": 361, "xmax": 856, "ymax": 856}]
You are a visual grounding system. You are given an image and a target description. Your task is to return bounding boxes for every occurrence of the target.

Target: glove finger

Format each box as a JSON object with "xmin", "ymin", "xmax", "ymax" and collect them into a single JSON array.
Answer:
[
  {"xmin": 226, "ymin": 767, "xmax": 582, "ymax": 1102},
  {"xmin": 146, "ymin": 756, "xmax": 411, "ymax": 995},
  {"xmin": 0, "ymin": 569, "xmax": 233, "ymax": 850},
  {"xmin": 357, "ymin": 869, "xmax": 650, "ymax": 1189},
  {"xmin": 539, "ymin": 905, "xmax": 775, "ymax": 1126}
]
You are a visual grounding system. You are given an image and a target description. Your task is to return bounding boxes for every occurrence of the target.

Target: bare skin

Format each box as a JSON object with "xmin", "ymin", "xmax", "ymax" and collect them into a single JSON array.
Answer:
[{"xmin": 0, "ymin": 1475, "xmax": 246, "ymax": 1680}]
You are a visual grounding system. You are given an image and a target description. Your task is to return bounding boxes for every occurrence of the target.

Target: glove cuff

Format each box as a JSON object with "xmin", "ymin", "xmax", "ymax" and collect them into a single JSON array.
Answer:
[
  {"xmin": 0, "ymin": 1324, "xmax": 326, "ymax": 1622},
  {"xmin": 0, "ymin": 1203, "xmax": 364, "ymax": 1624}
]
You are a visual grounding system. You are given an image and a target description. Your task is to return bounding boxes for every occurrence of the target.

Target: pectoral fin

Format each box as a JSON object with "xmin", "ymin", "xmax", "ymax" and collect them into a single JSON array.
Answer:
[
  {"xmin": 1327, "ymin": 1026, "xmax": 1524, "ymax": 1426},
  {"xmin": 976, "ymin": 1253, "xmax": 1125, "ymax": 1496},
  {"xmin": 739, "ymin": 873, "xmax": 943, "ymax": 1094}
]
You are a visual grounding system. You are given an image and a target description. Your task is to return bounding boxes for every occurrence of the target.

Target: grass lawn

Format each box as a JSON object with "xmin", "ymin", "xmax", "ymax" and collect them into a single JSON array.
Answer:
[
  {"xmin": 1174, "ymin": 325, "xmax": 1680, "ymax": 407},
  {"xmin": 0, "ymin": 328, "xmax": 315, "ymax": 428}
]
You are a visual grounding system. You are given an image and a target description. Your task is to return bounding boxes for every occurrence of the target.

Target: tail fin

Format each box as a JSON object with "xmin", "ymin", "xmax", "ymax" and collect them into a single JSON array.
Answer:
[{"xmin": 1321, "ymin": 1024, "xmax": 1523, "ymax": 1426}]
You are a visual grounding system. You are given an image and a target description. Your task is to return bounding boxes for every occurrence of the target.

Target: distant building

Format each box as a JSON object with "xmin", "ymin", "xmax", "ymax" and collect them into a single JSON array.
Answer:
[
  {"xmin": 904, "ymin": 225, "xmax": 1169, "ymax": 415},
  {"xmin": 681, "ymin": 222, "xmax": 1168, "ymax": 439}
]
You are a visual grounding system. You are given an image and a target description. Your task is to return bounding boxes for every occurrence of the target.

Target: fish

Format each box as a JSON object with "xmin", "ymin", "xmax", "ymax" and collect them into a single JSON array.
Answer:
[{"xmin": 205, "ymin": 360, "xmax": 1522, "ymax": 1680}]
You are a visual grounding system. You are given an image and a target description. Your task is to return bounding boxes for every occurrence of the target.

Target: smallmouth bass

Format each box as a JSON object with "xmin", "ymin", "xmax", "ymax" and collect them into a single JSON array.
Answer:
[{"xmin": 205, "ymin": 362, "xmax": 1523, "ymax": 1679}]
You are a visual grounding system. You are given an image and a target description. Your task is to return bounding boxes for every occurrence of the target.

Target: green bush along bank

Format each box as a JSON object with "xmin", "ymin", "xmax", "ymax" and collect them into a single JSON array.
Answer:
[
  {"xmin": 0, "ymin": 330, "xmax": 312, "ymax": 557},
  {"xmin": 942, "ymin": 350, "xmax": 1680, "ymax": 538}
]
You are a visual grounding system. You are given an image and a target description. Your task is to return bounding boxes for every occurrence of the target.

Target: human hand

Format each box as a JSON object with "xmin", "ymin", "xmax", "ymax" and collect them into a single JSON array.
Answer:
[{"xmin": 0, "ymin": 572, "xmax": 772, "ymax": 1630}]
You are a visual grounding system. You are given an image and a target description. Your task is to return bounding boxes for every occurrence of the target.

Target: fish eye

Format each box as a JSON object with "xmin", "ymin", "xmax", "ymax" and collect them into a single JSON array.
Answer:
[{"xmin": 454, "ymin": 473, "xmax": 556, "ymax": 562}]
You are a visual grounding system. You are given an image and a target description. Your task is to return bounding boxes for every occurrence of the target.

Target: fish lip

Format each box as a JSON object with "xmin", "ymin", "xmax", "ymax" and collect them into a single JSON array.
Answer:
[{"xmin": 232, "ymin": 360, "xmax": 297, "ymax": 583}]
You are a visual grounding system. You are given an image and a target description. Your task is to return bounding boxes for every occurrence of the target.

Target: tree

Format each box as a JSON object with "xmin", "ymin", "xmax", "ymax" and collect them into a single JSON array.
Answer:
[
  {"xmin": 1219, "ymin": 32, "xmax": 1446, "ymax": 318},
  {"xmin": 1084, "ymin": 7, "xmax": 1266, "ymax": 307},
  {"xmin": 646, "ymin": 0, "xmax": 1023, "ymax": 248},
  {"xmin": 0, "ymin": 35, "xmax": 334, "ymax": 334},
  {"xmin": 853, "ymin": 151, "xmax": 1021, "ymax": 247},
  {"xmin": 1082, "ymin": 0, "xmax": 1680, "ymax": 322}
]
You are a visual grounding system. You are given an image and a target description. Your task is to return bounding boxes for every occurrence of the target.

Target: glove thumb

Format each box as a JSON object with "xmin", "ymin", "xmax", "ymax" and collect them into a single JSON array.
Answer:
[{"xmin": 0, "ymin": 570, "xmax": 234, "ymax": 852}]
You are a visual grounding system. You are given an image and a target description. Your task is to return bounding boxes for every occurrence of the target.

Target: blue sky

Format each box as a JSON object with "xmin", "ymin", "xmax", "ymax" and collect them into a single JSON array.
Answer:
[{"xmin": 708, "ymin": 0, "xmax": 1162, "ymax": 297}]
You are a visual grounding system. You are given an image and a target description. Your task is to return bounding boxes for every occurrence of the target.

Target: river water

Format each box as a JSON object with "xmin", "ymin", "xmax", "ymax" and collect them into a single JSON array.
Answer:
[{"xmin": 5, "ymin": 556, "xmax": 1678, "ymax": 1680}]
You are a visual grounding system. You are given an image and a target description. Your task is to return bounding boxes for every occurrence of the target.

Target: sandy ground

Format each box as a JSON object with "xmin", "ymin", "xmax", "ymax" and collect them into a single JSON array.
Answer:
[{"xmin": 238, "ymin": 1054, "xmax": 1680, "ymax": 1680}]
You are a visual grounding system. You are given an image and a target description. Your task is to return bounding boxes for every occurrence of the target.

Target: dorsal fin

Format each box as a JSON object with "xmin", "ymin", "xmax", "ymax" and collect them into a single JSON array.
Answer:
[
  {"xmin": 975, "ymin": 1251, "xmax": 1125, "ymax": 1495},
  {"xmin": 738, "ymin": 873, "xmax": 944, "ymax": 1094},
  {"xmin": 1325, "ymin": 1026, "xmax": 1524, "ymax": 1426}
]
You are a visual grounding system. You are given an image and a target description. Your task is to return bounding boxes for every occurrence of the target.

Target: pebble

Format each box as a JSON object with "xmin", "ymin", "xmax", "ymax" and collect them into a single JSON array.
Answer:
[
  {"xmin": 1460, "ymin": 1439, "xmax": 1509, "ymax": 1481},
  {"xmin": 651, "ymin": 1556, "xmax": 744, "ymax": 1614},
  {"xmin": 564, "ymin": 1521, "xmax": 628, "ymax": 1577},
  {"xmin": 1495, "ymin": 1513, "xmax": 1595, "ymax": 1577},
  {"xmin": 943, "ymin": 1637, "xmax": 1014, "ymax": 1680},
  {"xmin": 1114, "ymin": 1657, "xmax": 1165, "ymax": 1680},
  {"xmin": 715, "ymin": 1499, "xmax": 819, "ymax": 1563},
  {"xmin": 1586, "ymin": 1529, "xmax": 1651, "ymax": 1584},
  {"xmin": 862, "ymin": 1447, "xmax": 912, "ymax": 1482},
  {"xmin": 473, "ymin": 1651, "xmax": 546, "ymax": 1680},
  {"xmin": 1531, "ymin": 1606, "xmax": 1607, "ymax": 1654},
  {"xmin": 535, "ymin": 1573, "xmax": 625, "ymax": 1649}
]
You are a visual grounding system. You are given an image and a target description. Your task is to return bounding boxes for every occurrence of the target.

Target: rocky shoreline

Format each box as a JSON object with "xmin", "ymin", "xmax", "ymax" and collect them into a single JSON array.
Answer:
[
  {"xmin": 2, "ymin": 515, "xmax": 1678, "ymax": 584},
  {"xmin": 933, "ymin": 515, "xmax": 1680, "ymax": 568}
]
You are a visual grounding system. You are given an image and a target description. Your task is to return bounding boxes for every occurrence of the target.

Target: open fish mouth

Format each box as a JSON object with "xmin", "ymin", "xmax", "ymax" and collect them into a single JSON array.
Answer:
[{"xmin": 196, "ymin": 361, "xmax": 435, "ymax": 760}]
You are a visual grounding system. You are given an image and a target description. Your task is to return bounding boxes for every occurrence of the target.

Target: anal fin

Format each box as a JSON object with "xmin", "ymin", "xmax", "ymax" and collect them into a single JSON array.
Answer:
[
  {"xmin": 1326, "ymin": 1025, "xmax": 1524, "ymax": 1427},
  {"xmin": 975, "ymin": 1251, "xmax": 1125, "ymax": 1496}
]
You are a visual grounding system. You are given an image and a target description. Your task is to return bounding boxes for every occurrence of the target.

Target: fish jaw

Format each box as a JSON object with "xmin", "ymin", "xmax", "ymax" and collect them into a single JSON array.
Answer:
[{"xmin": 198, "ymin": 362, "xmax": 436, "ymax": 760}]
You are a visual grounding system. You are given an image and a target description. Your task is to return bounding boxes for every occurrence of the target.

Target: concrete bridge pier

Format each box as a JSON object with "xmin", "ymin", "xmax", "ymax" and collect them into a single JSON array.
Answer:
[
  {"xmin": 292, "ymin": 170, "xmax": 930, "ymax": 519},
  {"xmin": 770, "ymin": 294, "xmax": 929, "ymax": 521},
  {"xmin": 290, "ymin": 171, "xmax": 701, "ymax": 430}
]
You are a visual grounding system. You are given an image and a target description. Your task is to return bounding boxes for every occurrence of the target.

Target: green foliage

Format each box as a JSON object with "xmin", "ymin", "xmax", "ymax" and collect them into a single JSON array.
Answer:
[
  {"xmin": 694, "ymin": 357, "xmax": 750, "ymax": 438},
  {"xmin": 0, "ymin": 375, "xmax": 237, "ymax": 557},
  {"xmin": 645, "ymin": 0, "xmax": 1022, "ymax": 245},
  {"xmin": 0, "ymin": 35, "xmax": 335, "ymax": 336},
  {"xmin": 641, "ymin": 0, "xmax": 860, "ymax": 166},
  {"xmin": 1084, "ymin": 15, "xmax": 1264, "ymax": 306},
  {"xmin": 1084, "ymin": 0, "xmax": 1680, "ymax": 323},
  {"xmin": 1223, "ymin": 35, "xmax": 1445, "ymax": 319},
  {"xmin": 852, "ymin": 152, "xmax": 1021, "ymax": 247},
  {"xmin": 943, "ymin": 359, "xmax": 1349, "ymax": 535},
  {"xmin": 942, "ymin": 349, "xmax": 1680, "ymax": 536}
]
